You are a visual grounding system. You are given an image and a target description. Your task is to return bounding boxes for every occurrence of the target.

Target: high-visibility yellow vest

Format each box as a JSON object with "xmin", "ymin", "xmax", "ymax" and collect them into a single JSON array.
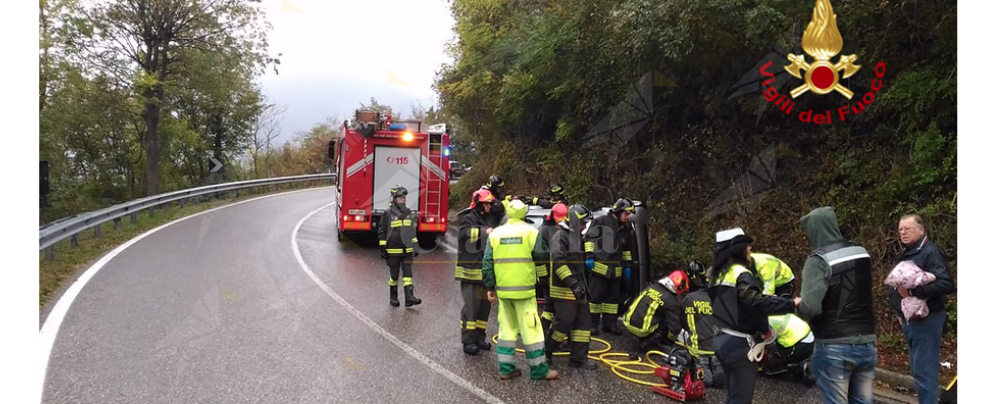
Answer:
[
  {"xmin": 488, "ymin": 220, "xmax": 539, "ymax": 299},
  {"xmin": 752, "ymin": 253, "xmax": 794, "ymax": 295},
  {"xmin": 713, "ymin": 264, "xmax": 749, "ymax": 287},
  {"xmin": 768, "ymin": 313, "xmax": 810, "ymax": 348}
]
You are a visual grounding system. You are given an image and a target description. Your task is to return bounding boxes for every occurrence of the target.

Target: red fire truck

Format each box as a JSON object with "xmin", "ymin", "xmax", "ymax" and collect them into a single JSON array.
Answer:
[{"xmin": 329, "ymin": 110, "xmax": 451, "ymax": 250}]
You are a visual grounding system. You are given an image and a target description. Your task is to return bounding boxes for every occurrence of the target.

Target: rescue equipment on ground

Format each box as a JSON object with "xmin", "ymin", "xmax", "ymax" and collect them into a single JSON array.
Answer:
[{"xmin": 491, "ymin": 334, "xmax": 707, "ymax": 401}]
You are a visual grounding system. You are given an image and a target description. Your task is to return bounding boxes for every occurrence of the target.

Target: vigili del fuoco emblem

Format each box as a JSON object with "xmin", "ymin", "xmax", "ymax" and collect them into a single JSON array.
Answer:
[{"xmin": 785, "ymin": 0, "xmax": 860, "ymax": 99}]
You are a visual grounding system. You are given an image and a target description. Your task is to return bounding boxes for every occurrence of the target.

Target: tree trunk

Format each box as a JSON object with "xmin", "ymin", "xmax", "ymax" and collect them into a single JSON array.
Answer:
[
  {"xmin": 142, "ymin": 88, "xmax": 162, "ymax": 196},
  {"xmin": 40, "ymin": 1, "xmax": 49, "ymax": 113},
  {"xmin": 253, "ymin": 150, "xmax": 259, "ymax": 179}
]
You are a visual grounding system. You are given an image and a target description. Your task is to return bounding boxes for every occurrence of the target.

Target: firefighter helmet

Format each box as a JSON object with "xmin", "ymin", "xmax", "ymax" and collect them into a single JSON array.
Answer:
[
  {"xmin": 486, "ymin": 175, "xmax": 505, "ymax": 189},
  {"xmin": 391, "ymin": 186, "xmax": 408, "ymax": 199},
  {"xmin": 471, "ymin": 189, "xmax": 496, "ymax": 209},
  {"xmin": 611, "ymin": 197, "xmax": 635, "ymax": 214},
  {"xmin": 661, "ymin": 270, "xmax": 691, "ymax": 295},
  {"xmin": 687, "ymin": 260, "xmax": 706, "ymax": 281},
  {"xmin": 549, "ymin": 184, "xmax": 564, "ymax": 195},
  {"xmin": 566, "ymin": 204, "xmax": 591, "ymax": 224},
  {"xmin": 551, "ymin": 203, "xmax": 569, "ymax": 222}
]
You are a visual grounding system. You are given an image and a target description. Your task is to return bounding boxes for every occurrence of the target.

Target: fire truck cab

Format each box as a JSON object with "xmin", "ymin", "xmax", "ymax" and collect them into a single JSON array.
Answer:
[{"xmin": 329, "ymin": 110, "xmax": 451, "ymax": 250}]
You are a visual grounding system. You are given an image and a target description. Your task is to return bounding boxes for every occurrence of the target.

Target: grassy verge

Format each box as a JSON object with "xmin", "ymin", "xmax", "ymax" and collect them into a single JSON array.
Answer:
[{"xmin": 39, "ymin": 182, "xmax": 328, "ymax": 309}]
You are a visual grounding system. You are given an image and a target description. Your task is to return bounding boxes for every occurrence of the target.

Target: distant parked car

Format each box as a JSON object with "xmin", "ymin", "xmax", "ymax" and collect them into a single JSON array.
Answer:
[{"xmin": 450, "ymin": 161, "xmax": 467, "ymax": 179}]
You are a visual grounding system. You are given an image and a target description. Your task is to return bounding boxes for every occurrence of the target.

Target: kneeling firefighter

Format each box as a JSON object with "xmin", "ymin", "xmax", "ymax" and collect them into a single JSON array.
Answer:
[
  {"xmin": 622, "ymin": 270, "xmax": 688, "ymax": 353},
  {"xmin": 761, "ymin": 313, "xmax": 815, "ymax": 385},
  {"xmin": 677, "ymin": 260, "xmax": 724, "ymax": 389},
  {"xmin": 378, "ymin": 186, "xmax": 422, "ymax": 307},
  {"xmin": 546, "ymin": 204, "xmax": 596, "ymax": 370}
]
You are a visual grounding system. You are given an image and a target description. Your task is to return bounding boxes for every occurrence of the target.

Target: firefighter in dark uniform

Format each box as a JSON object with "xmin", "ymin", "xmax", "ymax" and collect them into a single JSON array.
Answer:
[
  {"xmin": 378, "ymin": 186, "xmax": 422, "ymax": 307},
  {"xmin": 708, "ymin": 228, "xmax": 797, "ymax": 403},
  {"xmin": 528, "ymin": 184, "xmax": 569, "ymax": 209},
  {"xmin": 622, "ymin": 270, "xmax": 688, "ymax": 352},
  {"xmin": 677, "ymin": 260, "xmax": 724, "ymax": 388},
  {"xmin": 546, "ymin": 204, "xmax": 597, "ymax": 369},
  {"xmin": 585, "ymin": 197, "xmax": 637, "ymax": 335},
  {"xmin": 479, "ymin": 175, "xmax": 507, "ymax": 227},
  {"xmin": 539, "ymin": 203, "xmax": 569, "ymax": 336},
  {"xmin": 456, "ymin": 189, "xmax": 497, "ymax": 355}
]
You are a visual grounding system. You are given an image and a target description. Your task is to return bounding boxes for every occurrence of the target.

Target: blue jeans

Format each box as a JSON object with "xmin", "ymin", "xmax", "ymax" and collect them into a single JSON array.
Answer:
[
  {"xmin": 812, "ymin": 342, "xmax": 877, "ymax": 404},
  {"xmin": 903, "ymin": 310, "xmax": 946, "ymax": 404}
]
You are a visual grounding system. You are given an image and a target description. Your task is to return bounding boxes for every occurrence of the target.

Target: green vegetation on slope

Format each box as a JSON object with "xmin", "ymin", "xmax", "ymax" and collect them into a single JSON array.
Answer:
[{"xmin": 437, "ymin": 0, "xmax": 956, "ymax": 379}]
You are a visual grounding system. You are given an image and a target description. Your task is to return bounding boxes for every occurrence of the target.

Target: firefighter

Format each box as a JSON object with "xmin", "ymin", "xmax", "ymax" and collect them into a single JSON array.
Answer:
[
  {"xmin": 480, "ymin": 175, "xmax": 507, "ymax": 227},
  {"xmin": 751, "ymin": 252, "xmax": 796, "ymax": 298},
  {"xmin": 761, "ymin": 313, "xmax": 815, "ymax": 386},
  {"xmin": 481, "ymin": 199, "xmax": 559, "ymax": 381},
  {"xmin": 528, "ymin": 184, "xmax": 569, "ymax": 208},
  {"xmin": 586, "ymin": 197, "xmax": 637, "ymax": 335},
  {"xmin": 677, "ymin": 260, "xmax": 724, "ymax": 388},
  {"xmin": 622, "ymin": 270, "xmax": 688, "ymax": 353},
  {"xmin": 539, "ymin": 203, "xmax": 569, "ymax": 336},
  {"xmin": 378, "ymin": 186, "xmax": 422, "ymax": 307},
  {"xmin": 546, "ymin": 204, "xmax": 597, "ymax": 369},
  {"xmin": 456, "ymin": 189, "xmax": 498, "ymax": 355}
]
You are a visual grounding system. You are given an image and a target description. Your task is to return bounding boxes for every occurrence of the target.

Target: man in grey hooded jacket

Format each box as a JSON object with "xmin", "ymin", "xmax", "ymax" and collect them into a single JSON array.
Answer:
[{"xmin": 797, "ymin": 207, "xmax": 877, "ymax": 404}]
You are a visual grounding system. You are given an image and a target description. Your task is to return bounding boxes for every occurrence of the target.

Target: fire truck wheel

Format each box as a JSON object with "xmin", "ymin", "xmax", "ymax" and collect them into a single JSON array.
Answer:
[{"xmin": 417, "ymin": 233, "xmax": 439, "ymax": 251}]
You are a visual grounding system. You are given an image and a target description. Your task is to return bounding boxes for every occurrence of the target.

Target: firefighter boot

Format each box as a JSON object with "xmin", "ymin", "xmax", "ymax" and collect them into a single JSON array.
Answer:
[
  {"xmin": 463, "ymin": 332, "xmax": 480, "ymax": 355},
  {"xmin": 404, "ymin": 285, "xmax": 422, "ymax": 307},
  {"xmin": 603, "ymin": 315, "xmax": 623, "ymax": 335},
  {"xmin": 590, "ymin": 313, "xmax": 601, "ymax": 336},
  {"xmin": 389, "ymin": 286, "xmax": 400, "ymax": 307},
  {"xmin": 474, "ymin": 329, "xmax": 491, "ymax": 351}
]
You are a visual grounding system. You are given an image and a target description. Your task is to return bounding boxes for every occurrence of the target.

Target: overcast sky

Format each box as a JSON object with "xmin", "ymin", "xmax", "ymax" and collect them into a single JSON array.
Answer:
[{"xmin": 257, "ymin": 0, "xmax": 457, "ymax": 144}]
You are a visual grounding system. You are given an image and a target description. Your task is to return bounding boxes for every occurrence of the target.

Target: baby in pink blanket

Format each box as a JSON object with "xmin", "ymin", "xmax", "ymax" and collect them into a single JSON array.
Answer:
[{"xmin": 885, "ymin": 260, "xmax": 936, "ymax": 320}]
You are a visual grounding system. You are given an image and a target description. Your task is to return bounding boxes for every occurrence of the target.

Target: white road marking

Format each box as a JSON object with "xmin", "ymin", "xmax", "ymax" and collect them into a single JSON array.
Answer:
[
  {"xmin": 38, "ymin": 187, "xmax": 330, "ymax": 404},
  {"xmin": 292, "ymin": 203, "xmax": 506, "ymax": 404}
]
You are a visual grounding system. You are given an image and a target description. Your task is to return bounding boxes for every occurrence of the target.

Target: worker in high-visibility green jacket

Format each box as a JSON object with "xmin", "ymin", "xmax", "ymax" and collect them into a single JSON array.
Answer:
[
  {"xmin": 751, "ymin": 252, "xmax": 796, "ymax": 298},
  {"xmin": 761, "ymin": 313, "xmax": 815, "ymax": 386},
  {"xmin": 482, "ymin": 199, "xmax": 559, "ymax": 381}
]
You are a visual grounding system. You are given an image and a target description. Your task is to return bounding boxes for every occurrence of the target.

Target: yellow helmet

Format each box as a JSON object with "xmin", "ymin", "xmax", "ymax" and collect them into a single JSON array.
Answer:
[{"xmin": 506, "ymin": 199, "xmax": 527, "ymax": 220}]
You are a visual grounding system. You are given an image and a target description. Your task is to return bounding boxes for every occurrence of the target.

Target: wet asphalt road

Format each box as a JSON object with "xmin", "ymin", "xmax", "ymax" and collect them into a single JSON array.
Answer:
[{"xmin": 40, "ymin": 187, "xmax": 889, "ymax": 403}]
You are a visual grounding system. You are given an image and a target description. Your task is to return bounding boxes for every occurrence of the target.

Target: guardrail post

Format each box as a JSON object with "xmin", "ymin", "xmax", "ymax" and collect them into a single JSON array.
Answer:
[
  {"xmin": 130, "ymin": 212, "xmax": 137, "ymax": 224},
  {"xmin": 94, "ymin": 224, "xmax": 101, "ymax": 238},
  {"xmin": 180, "ymin": 198, "xmax": 186, "ymax": 208},
  {"xmin": 71, "ymin": 234, "xmax": 78, "ymax": 247},
  {"xmin": 149, "ymin": 206, "xmax": 155, "ymax": 218},
  {"xmin": 45, "ymin": 246, "xmax": 54, "ymax": 261},
  {"xmin": 114, "ymin": 217, "xmax": 121, "ymax": 231}
]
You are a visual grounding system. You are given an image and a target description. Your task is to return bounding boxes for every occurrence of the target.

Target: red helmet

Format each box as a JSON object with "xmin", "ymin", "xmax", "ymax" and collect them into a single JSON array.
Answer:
[
  {"xmin": 667, "ymin": 270, "xmax": 690, "ymax": 295},
  {"xmin": 550, "ymin": 203, "xmax": 569, "ymax": 222},
  {"xmin": 471, "ymin": 189, "xmax": 496, "ymax": 208}
]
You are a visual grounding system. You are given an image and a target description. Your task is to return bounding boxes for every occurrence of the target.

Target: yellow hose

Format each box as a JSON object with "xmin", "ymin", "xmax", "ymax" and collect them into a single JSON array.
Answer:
[{"xmin": 491, "ymin": 334, "xmax": 672, "ymax": 388}]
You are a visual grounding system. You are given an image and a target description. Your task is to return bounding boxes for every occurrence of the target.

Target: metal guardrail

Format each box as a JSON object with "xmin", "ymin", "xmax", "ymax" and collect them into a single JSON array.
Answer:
[{"xmin": 39, "ymin": 173, "xmax": 336, "ymax": 260}]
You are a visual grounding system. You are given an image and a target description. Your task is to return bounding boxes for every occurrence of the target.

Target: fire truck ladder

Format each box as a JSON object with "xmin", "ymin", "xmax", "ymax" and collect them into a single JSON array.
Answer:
[{"xmin": 424, "ymin": 129, "xmax": 444, "ymax": 222}]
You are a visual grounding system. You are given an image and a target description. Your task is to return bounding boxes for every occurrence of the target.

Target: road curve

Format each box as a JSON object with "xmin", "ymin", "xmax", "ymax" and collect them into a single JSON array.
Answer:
[{"xmin": 40, "ymin": 187, "xmax": 878, "ymax": 403}]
